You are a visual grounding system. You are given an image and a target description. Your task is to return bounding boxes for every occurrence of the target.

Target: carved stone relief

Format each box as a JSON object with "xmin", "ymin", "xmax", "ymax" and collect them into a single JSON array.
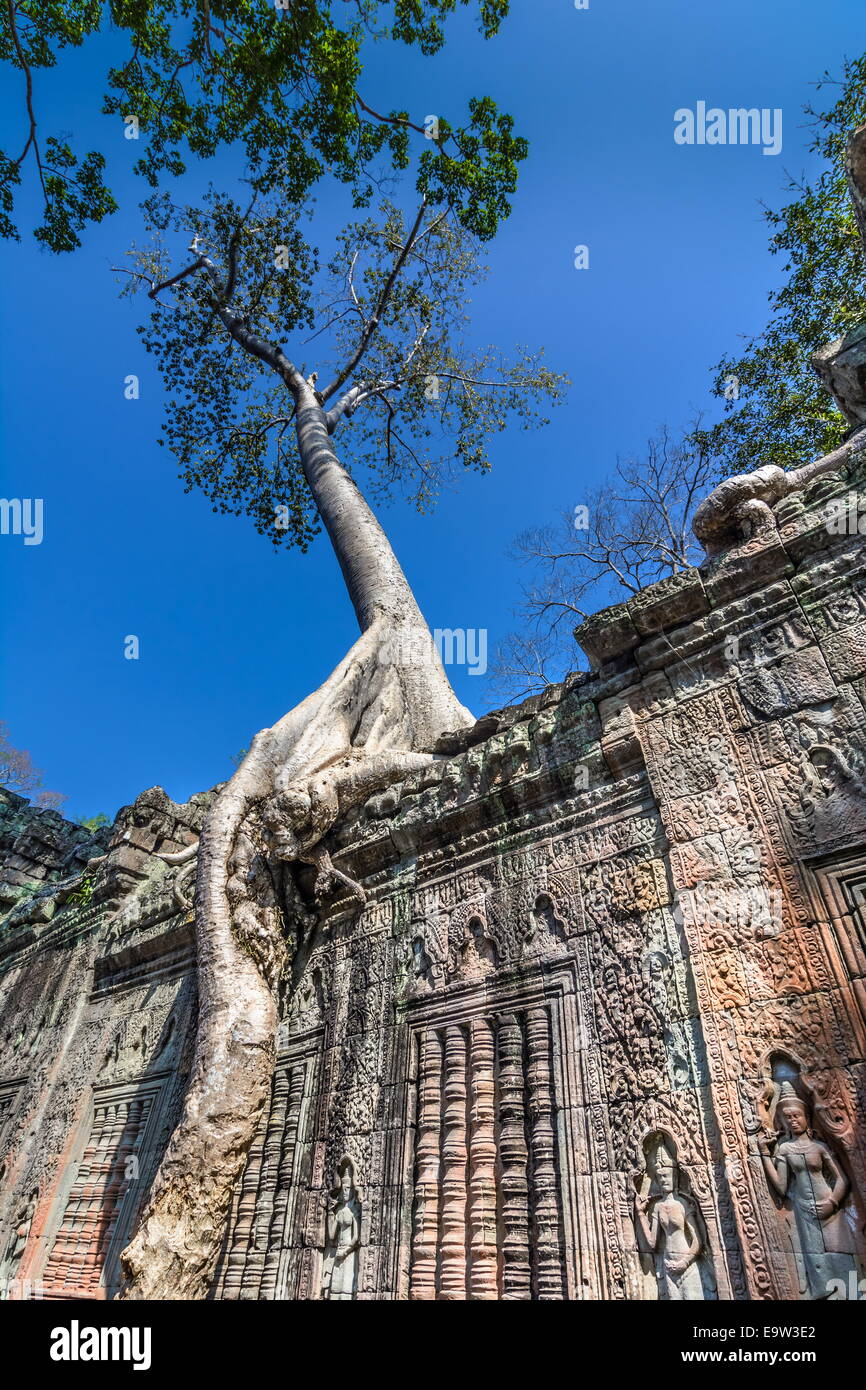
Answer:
[
  {"xmin": 322, "ymin": 1159, "xmax": 361, "ymax": 1301},
  {"xmin": 3, "ymin": 458, "xmax": 866, "ymax": 1301},
  {"xmin": 755, "ymin": 1061, "xmax": 865, "ymax": 1299},
  {"xmin": 633, "ymin": 1132, "xmax": 715, "ymax": 1300},
  {"xmin": 0, "ymin": 1187, "xmax": 36, "ymax": 1297}
]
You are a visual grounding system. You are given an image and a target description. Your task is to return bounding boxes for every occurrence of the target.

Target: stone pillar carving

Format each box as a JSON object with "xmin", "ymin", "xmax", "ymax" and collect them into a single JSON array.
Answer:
[
  {"xmin": 221, "ymin": 1059, "xmax": 310, "ymax": 1299},
  {"xmin": 468, "ymin": 1017, "xmax": 497, "ymax": 1299},
  {"xmin": 241, "ymin": 1062, "xmax": 290, "ymax": 1296},
  {"xmin": 222, "ymin": 1103, "xmax": 268, "ymax": 1298},
  {"xmin": 497, "ymin": 1013, "xmax": 531, "ymax": 1300},
  {"xmin": 439, "ymin": 1024, "xmax": 468, "ymax": 1299},
  {"xmin": 409, "ymin": 1029, "xmax": 443, "ymax": 1301},
  {"xmin": 526, "ymin": 1006, "xmax": 565, "ymax": 1299},
  {"xmin": 406, "ymin": 1005, "xmax": 567, "ymax": 1299},
  {"xmin": 42, "ymin": 1089, "xmax": 156, "ymax": 1297},
  {"xmin": 260, "ymin": 1063, "xmax": 305, "ymax": 1299}
]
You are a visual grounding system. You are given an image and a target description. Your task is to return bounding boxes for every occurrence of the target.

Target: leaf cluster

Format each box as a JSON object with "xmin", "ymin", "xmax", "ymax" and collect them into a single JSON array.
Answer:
[{"xmin": 694, "ymin": 55, "xmax": 866, "ymax": 477}]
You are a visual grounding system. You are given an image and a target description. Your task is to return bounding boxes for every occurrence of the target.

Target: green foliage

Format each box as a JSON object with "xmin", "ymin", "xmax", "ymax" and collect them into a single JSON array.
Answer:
[
  {"xmin": 694, "ymin": 55, "xmax": 866, "ymax": 478},
  {"xmin": 120, "ymin": 187, "xmax": 567, "ymax": 548},
  {"xmin": 2, "ymin": 1, "xmax": 522, "ymax": 252},
  {"xmin": 417, "ymin": 98, "xmax": 527, "ymax": 242},
  {"xmin": 128, "ymin": 187, "xmax": 321, "ymax": 549},
  {"xmin": 79, "ymin": 812, "xmax": 110, "ymax": 831},
  {"xmin": 321, "ymin": 203, "xmax": 564, "ymax": 506},
  {"xmin": 7, "ymin": 1, "xmax": 541, "ymax": 550},
  {"xmin": 66, "ymin": 873, "xmax": 94, "ymax": 907},
  {"xmin": 0, "ymin": 2, "xmax": 117, "ymax": 250},
  {"xmin": 391, "ymin": 0, "xmax": 508, "ymax": 53}
]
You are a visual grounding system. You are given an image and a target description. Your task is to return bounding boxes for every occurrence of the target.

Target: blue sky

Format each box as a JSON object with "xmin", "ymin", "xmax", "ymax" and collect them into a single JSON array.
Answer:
[{"xmin": 0, "ymin": 0, "xmax": 862, "ymax": 821}]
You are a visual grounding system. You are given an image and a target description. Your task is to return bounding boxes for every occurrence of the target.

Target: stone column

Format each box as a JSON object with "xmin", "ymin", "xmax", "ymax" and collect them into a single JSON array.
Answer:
[
  {"xmin": 260, "ymin": 1063, "xmax": 305, "ymax": 1299},
  {"xmin": 222, "ymin": 1095, "xmax": 269, "ymax": 1297},
  {"xmin": 526, "ymin": 1006, "xmax": 565, "ymax": 1299},
  {"xmin": 409, "ymin": 1029, "xmax": 443, "ymax": 1300},
  {"xmin": 241, "ymin": 1064, "xmax": 289, "ymax": 1297},
  {"xmin": 497, "ymin": 1013, "xmax": 531, "ymax": 1299},
  {"xmin": 468, "ymin": 1017, "xmax": 498, "ymax": 1299},
  {"xmin": 439, "ymin": 1024, "xmax": 468, "ymax": 1299}
]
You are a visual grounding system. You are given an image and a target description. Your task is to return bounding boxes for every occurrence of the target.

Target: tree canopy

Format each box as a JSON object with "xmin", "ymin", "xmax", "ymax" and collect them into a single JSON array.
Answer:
[
  {"xmin": 1, "ymin": 0, "xmax": 522, "ymax": 252},
  {"xmin": 117, "ymin": 185, "xmax": 566, "ymax": 549},
  {"xmin": 694, "ymin": 55, "xmax": 866, "ymax": 478}
]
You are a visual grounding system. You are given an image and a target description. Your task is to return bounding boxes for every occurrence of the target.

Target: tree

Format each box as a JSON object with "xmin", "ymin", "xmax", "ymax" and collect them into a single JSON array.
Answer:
[
  {"xmin": 32, "ymin": 789, "xmax": 67, "ymax": 811},
  {"xmin": 694, "ymin": 55, "xmax": 866, "ymax": 478},
  {"xmin": 0, "ymin": 721, "xmax": 67, "ymax": 809},
  {"xmin": 0, "ymin": 2, "xmax": 545, "ymax": 1296},
  {"xmin": 113, "ymin": 180, "xmax": 565, "ymax": 1298},
  {"xmin": 1, "ymin": 0, "xmax": 520, "ymax": 251},
  {"xmin": 493, "ymin": 427, "xmax": 713, "ymax": 699}
]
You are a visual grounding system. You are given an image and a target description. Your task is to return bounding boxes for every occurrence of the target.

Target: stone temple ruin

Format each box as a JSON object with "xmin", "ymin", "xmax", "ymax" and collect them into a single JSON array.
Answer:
[
  {"xmin": 3, "ymin": 142, "xmax": 866, "ymax": 1305},
  {"xmin": 2, "ymin": 445, "xmax": 866, "ymax": 1302}
]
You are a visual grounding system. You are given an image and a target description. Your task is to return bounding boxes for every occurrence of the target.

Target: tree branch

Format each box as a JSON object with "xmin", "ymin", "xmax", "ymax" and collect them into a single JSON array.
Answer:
[
  {"xmin": 5, "ymin": 0, "xmax": 45, "ymax": 197},
  {"xmin": 319, "ymin": 201, "xmax": 441, "ymax": 403}
]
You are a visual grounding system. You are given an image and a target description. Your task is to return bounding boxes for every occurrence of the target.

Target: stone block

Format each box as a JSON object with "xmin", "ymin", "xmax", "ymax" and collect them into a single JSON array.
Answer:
[
  {"xmin": 737, "ymin": 644, "xmax": 838, "ymax": 717},
  {"xmin": 574, "ymin": 603, "xmax": 640, "ymax": 669},
  {"xmin": 628, "ymin": 566, "xmax": 710, "ymax": 637}
]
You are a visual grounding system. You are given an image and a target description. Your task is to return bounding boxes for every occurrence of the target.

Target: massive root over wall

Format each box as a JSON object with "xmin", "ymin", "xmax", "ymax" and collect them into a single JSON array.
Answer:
[{"xmin": 119, "ymin": 392, "xmax": 473, "ymax": 1299}]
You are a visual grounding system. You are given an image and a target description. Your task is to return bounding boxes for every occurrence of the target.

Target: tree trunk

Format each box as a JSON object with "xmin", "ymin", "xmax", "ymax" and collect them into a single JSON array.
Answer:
[{"xmin": 119, "ymin": 387, "xmax": 472, "ymax": 1299}]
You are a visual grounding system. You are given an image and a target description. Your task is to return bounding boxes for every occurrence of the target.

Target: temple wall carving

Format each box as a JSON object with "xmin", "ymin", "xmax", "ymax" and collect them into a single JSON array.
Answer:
[{"xmin": 1, "ymin": 459, "xmax": 866, "ymax": 1299}]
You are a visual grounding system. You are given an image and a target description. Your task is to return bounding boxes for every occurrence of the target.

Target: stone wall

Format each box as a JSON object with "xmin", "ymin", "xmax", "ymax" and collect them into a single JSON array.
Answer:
[
  {"xmin": 1, "ymin": 451, "xmax": 865, "ymax": 1301},
  {"xmin": 0, "ymin": 788, "xmax": 111, "ymax": 915}
]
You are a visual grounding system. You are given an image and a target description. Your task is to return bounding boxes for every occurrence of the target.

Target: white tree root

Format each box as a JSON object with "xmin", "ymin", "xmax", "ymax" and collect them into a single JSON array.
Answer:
[
  {"xmin": 692, "ymin": 433, "xmax": 864, "ymax": 556},
  {"xmin": 119, "ymin": 618, "xmax": 471, "ymax": 1299}
]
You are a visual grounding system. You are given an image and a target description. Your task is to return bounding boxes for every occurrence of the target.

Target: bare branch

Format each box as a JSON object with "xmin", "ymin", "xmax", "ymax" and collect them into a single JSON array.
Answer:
[
  {"xmin": 506, "ymin": 424, "xmax": 710, "ymax": 688},
  {"xmin": 319, "ymin": 202, "xmax": 443, "ymax": 403}
]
